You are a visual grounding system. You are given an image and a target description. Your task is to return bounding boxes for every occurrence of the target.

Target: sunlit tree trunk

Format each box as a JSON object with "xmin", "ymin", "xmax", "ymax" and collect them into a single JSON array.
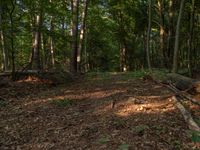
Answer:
[
  {"xmin": 70, "ymin": 0, "xmax": 79, "ymax": 73},
  {"xmin": 77, "ymin": 0, "xmax": 89, "ymax": 73},
  {"xmin": 120, "ymin": 44, "xmax": 127, "ymax": 72},
  {"xmin": 49, "ymin": 0, "xmax": 55, "ymax": 69},
  {"xmin": 49, "ymin": 16, "xmax": 55, "ymax": 68},
  {"xmin": 31, "ymin": 11, "xmax": 43, "ymax": 70},
  {"xmin": 172, "ymin": 0, "xmax": 185, "ymax": 73},
  {"xmin": 146, "ymin": 0, "xmax": 152, "ymax": 70}
]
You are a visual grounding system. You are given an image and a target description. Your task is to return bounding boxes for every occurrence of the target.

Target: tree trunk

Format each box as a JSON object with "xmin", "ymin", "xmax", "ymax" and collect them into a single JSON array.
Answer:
[
  {"xmin": 172, "ymin": 0, "xmax": 185, "ymax": 73},
  {"xmin": 49, "ymin": 0, "xmax": 55, "ymax": 69},
  {"xmin": 163, "ymin": 73, "xmax": 200, "ymax": 92},
  {"xmin": 146, "ymin": 0, "xmax": 152, "ymax": 71},
  {"xmin": 31, "ymin": 11, "xmax": 43, "ymax": 70},
  {"xmin": 120, "ymin": 44, "xmax": 127, "ymax": 72},
  {"xmin": 167, "ymin": 0, "xmax": 175, "ymax": 68},
  {"xmin": 0, "ymin": 2, "xmax": 8, "ymax": 71},
  {"xmin": 158, "ymin": 0, "xmax": 165, "ymax": 67},
  {"xmin": 9, "ymin": 0, "xmax": 16, "ymax": 80},
  {"xmin": 77, "ymin": 0, "xmax": 89, "ymax": 73},
  {"xmin": 50, "ymin": 16, "xmax": 55, "ymax": 68},
  {"xmin": 187, "ymin": 0, "xmax": 195, "ymax": 76},
  {"xmin": 70, "ymin": 0, "xmax": 79, "ymax": 73}
]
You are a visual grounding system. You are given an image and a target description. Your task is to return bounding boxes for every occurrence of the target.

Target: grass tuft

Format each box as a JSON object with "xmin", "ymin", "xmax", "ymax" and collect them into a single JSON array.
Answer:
[{"xmin": 52, "ymin": 98, "xmax": 73, "ymax": 107}]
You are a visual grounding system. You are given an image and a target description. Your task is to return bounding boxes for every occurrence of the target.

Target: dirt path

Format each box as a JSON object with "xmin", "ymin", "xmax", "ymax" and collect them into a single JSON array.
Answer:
[{"xmin": 0, "ymin": 74, "xmax": 199, "ymax": 150}]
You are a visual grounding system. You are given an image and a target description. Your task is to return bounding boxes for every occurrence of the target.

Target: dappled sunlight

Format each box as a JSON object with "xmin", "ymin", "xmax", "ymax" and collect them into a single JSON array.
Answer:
[
  {"xmin": 23, "ymin": 96, "xmax": 65, "ymax": 107},
  {"xmin": 93, "ymin": 94, "xmax": 175, "ymax": 118}
]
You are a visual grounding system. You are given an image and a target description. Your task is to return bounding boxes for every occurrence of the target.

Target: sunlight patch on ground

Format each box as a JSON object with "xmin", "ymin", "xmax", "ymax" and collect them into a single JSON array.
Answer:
[
  {"xmin": 114, "ymin": 97, "xmax": 175, "ymax": 117},
  {"xmin": 23, "ymin": 96, "xmax": 65, "ymax": 107}
]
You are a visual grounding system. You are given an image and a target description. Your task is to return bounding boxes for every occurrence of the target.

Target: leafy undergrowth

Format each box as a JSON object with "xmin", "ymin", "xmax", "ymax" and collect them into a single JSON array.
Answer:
[{"xmin": 0, "ymin": 72, "xmax": 200, "ymax": 150}]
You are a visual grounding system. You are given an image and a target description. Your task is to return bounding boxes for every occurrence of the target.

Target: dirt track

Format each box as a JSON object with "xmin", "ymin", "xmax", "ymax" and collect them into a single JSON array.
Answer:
[{"xmin": 0, "ymin": 74, "xmax": 199, "ymax": 150}]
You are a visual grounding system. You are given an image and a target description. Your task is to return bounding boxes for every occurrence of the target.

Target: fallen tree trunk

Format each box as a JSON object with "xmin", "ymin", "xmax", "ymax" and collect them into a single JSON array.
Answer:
[
  {"xmin": 172, "ymin": 96, "xmax": 200, "ymax": 132},
  {"xmin": 168, "ymin": 84, "xmax": 200, "ymax": 106},
  {"xmin": 162, "ymin": 73, "xmax": 200, "ymax": 93}
]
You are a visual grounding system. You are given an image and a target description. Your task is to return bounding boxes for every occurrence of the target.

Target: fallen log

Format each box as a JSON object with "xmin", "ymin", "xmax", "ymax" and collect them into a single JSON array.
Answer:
[
  {"xmin": 172, "ymin": 96, "xmax": 200, "ymax": 132},
  {"xmin": 169, "ymin": 84, "xmax": 200, "ymax": 106},
  {"xmin": 162, "ymin": 73, "xmax": 200, "ymax": 93}
]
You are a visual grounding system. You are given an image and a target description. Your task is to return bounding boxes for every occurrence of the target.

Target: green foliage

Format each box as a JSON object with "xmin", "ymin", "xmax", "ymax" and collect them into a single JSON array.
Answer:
[
  {"xmin": 96, "ymin": 135, "xmax": 110, "ymax": 144},
  {"xmin": 188, "ymin": 130, "xmax": 200, "ymax": 143},
  {"xmin": 52, "ymin": 98, "xmax": 73, "ymax": 107},
  {"xmin": 150, "ymin": 69, "xmax": 169, "ymax": 81},
  {"xmin": 86, "ymin": 72, "xmax": 111, "ymax": 80},
  {"xmin": 132, "ymin": 124, "xmax": 149, "ymax": 134},
  {"xmin": 117, "ymin": 144, "xmax": 129, "ymax": 150},
  {"xmin": 0, "ymin": 100, "xmax": 7, "ymax": 108}
]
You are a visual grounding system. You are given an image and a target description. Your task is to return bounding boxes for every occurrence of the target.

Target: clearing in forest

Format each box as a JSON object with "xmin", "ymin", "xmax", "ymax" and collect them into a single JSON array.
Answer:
[{"xmin": 0, "ymin": 72, "xmax": 200, "ymax": 150}]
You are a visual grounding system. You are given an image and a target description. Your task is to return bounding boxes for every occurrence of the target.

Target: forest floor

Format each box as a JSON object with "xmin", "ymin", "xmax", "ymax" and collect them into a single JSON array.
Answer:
[{"xmin": 0, "ymin": 72, "xmax": 200, "ymax": 150}]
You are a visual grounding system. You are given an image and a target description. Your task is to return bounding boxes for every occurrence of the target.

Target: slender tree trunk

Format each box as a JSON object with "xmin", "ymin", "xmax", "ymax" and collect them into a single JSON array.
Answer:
[
  {"xmin": 172, "ymin": 0, "xmax": 185, "ymax": 73},
  {"xmin": 77, "ymin": 0, "xmax": 89, "ymax": 73},
  {"xmin": 50, "ymin": 16, "xmax": 55, "ymax": 68},
  {"xmin": 158, "ymin": 0, "xmax": 165, "ymax": 67},
  {"xmin": 40, "ymin": 33, "xmax": 45, "ymax": 70},
  {"xmin": 49, "ymin": 0, "xmax": 55, "ymax": 69},
  {"xmin": 9, "ymin": 0, "xmax": 16, "ymax": 80},
  {"xmin": 167, "ymin": 0, "xmax": 174, "ymax": 68},
  {"xmin": 70, "ymin": 0, "xmax": 79, "ymax": 73},
  {"xmin": 0, "ymin": 2, "xmax": 8, "ymax": 71},
  {"xmin": 146, "ymin": 0, "xmax": 152, "ymax": 70},
  {"xmin": 187, "ymin": 0, "xmax": 195, "ymax": 76},
  {"xmin": 120, "ymin": 44, "xmax": 127, "ymax": 72}
]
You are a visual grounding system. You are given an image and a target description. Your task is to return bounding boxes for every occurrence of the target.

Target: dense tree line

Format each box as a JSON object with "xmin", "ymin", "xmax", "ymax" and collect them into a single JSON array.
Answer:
[{"xmin": 0, "ymin": 0, "xmax": 200, "ymax": 77}]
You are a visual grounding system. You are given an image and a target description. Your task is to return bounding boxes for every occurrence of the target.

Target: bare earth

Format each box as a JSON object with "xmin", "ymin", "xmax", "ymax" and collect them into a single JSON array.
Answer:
[{"xmin": 0, "ymin": 73, "xmax": 200, "ymax": 150}]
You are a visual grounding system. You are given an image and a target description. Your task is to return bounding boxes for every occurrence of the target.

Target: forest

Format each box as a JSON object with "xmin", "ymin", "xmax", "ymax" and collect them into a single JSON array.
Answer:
[{"xmin": 0, "ymin": 0, "xmax": 200, "ymax": 149}]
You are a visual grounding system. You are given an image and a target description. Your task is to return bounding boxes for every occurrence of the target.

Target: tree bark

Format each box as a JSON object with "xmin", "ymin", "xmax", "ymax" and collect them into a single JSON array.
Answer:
[
  {"xmin": 163, "ymin": 73, "xmax": 200, "ymax": 93},
  {"xmin": 77, "ymin": 0, "xmax": 89, "ymax": 73},
  {"xmin": 187, "ymin": 0, "xmax": 195, "ymax": 76},
  {"xmin": 9, "ymin": 0, "xmax": 16, "ymax": 80},
  {"xmin": 166, "ymin": 0, "xmax": 175, "ymax": 69},
  {"xmin": 158, "ymin": 0, "xmax": 165, "ymax": 67},
  {"xmin": 50, "ymin": 16, "xmax": 55, "ymax": 68},
  {"xmin": 0, "ymin": 2, "xmax": 9, "ymax": 71},
  {"xmin": 49, "ymin": 0, "xmax": 55, "ymax": 69},
  {"xmin": 70, "ymin": 0, "xmax": 79, "ymax": 73},
  {"xmin": 172, "ymin": 0, "xmax": 185, "ymax": 73},
  {"xmin": 146, "ymin": 0, "xmax": 152, "ymax": 71},
  {"xmin": 31, "ymin": 11, "xmax": 43, "ymax": 70}
]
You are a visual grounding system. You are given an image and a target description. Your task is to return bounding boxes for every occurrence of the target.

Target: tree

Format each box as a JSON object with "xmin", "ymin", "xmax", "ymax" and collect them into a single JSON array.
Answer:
[
  {"xmin": 30, "ymin": 1, "xmax": 43, "ymax": 70},
  {"xmin": 77, "ymin": 0, "xmax": 89, "ymax": 73},
  {"xmin": 172, "ymin": 0, "xmax": 185, "ymax": 73},
  {"xmin": 70, "ymin": 0, "xmax": 79, "ymax": 73},
  {"xmin": 157, "ymin": 0, "xmax": 165, "ymax": 67},
  {"xmin": 187, "ymin": 0, "xmax": 195, "ymax": 76},
  {"xmin": 146, "ymin": 0, "xmax": 152, "ymax": 71},
  {"xmin": 0, "ymin": 1, "xmax": 8, "ymax": 71}
]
